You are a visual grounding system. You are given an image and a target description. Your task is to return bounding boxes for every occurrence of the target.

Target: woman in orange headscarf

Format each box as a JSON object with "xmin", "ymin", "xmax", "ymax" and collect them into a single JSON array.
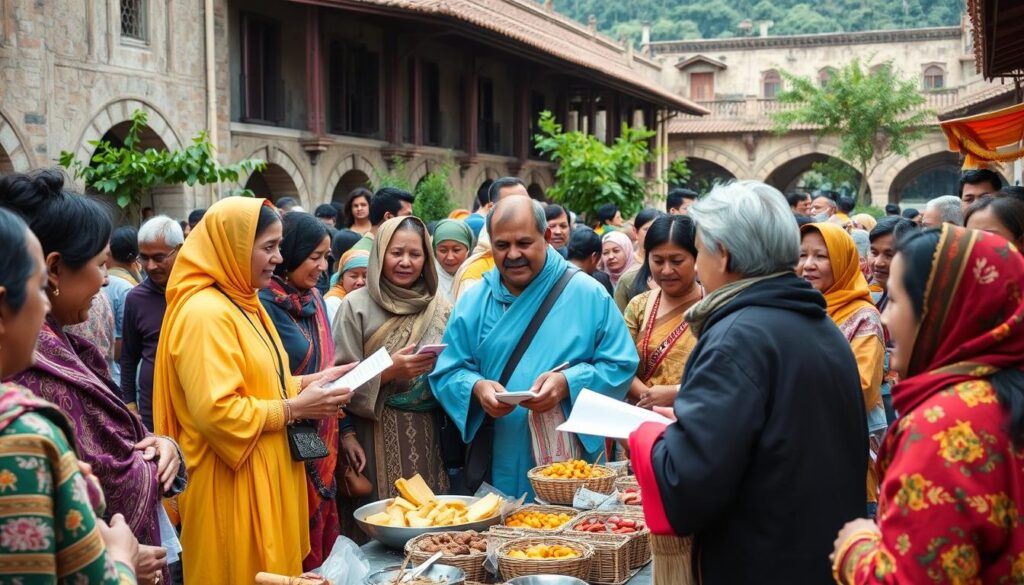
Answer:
[
  {"xmin": 799, "ymin": 222, "xmax": 886, "ymax": 512},
  {"xmin": 153, "ymin": 197, "xmax": 355, "ymax": 583}
]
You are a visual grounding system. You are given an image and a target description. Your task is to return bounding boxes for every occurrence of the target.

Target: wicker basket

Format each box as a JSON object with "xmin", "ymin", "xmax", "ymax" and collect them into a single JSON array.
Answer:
[
  {"xmin": 568, "ymin": 511, "xmax": 651, "ymax": 569},
  {"xmin": 527, "ymin": 464, "xmax": 617, "ymax": 505},
  {"xmin": 497, "ymin": 536, "xmax": 594, "ymax": 581},
  {"xmin": 502, "ymin": 504, "xmax": 578, "ymax": 534},
  {"xmin": 565, "ymin": 531, "xmax": 632, "ymax": 584},
  {"xmin": 612, "ymin": 476, "xmax": 642, "ymax": 508},
  {"xmin": 404, "ymin": 531, "xmax": 490, "ymax": 583}
]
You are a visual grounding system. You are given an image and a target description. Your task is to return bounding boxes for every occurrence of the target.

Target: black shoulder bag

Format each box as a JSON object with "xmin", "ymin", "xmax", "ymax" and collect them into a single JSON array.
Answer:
[
  {"xmin": 216, "ymin": 287, "xmax": 328, "ymax": 462},
  {"xmin": 459, "ymin": 266, "xmax": 578, "ymax": 492}
]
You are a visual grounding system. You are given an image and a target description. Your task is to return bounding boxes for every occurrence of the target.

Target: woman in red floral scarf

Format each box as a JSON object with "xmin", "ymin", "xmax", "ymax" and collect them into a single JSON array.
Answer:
[{"xmin": 831, "ymin": 224, "xmax": 1024, "ymax": 583}]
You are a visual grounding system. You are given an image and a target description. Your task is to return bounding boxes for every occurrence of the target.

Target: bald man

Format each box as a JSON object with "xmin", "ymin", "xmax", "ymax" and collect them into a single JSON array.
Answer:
[
  {"xmin": 431, "ymin": 196, "xmax": 638, "ymax": 497},
  {"xmin": 450, "ymin": 177, "xmax": 529, "ymax": 300}
]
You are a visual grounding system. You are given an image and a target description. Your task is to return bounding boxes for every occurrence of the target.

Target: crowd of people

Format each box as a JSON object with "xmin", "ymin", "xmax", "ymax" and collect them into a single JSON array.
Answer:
[{"xmin": 0, "ymin": 165, "xmax": 1021, "ymax": 584}]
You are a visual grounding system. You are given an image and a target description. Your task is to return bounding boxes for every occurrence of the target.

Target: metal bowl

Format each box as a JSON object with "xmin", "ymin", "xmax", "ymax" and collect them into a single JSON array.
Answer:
[
  {"xmin": 354, "ymin": 495, "xmax": 502, "ymax": 550},
  {"xmin": 505, "ymin": 576, "xmax": 589, "ymax": 585},
  {"xmin": 365, "ymin": 563, "xmax": 466, "ymax": 585}
]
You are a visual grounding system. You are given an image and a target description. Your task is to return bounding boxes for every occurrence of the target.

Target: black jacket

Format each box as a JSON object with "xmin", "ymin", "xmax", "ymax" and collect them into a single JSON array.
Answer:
[{"xmin": 651, "ymin": 273, "xmax": 867, "ymax": 584}]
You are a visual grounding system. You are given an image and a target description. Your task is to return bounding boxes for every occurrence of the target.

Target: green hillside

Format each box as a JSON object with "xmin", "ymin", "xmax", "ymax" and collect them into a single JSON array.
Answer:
[{"xmin": 546, "ymin": 0, "xmax": 964, "ymax": 42}]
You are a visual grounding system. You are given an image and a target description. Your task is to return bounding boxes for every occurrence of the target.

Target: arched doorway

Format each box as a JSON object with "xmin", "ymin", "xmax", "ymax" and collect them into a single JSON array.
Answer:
[
  {"xmin": 332, "ymin": 169, "xmax": 371, "ymax": 202},
  {"xmin": 888, "ymin": 151, "xmax": 962, "ymax": 205},
  {"xmin": 245, "ymin": 163, "xmax": 301, "ymax": 205},
  {"xmin": 764, "ymin": 154, "xmax": 865, "ymax": 200},
  {"xmin": 686, "ymin": 158, "xmax": 737, "ymax": 194},
  {"xmin": 527, "ymin": 183, "xmax": 547, "ymax": 202},
  {"xmin": 91, "ymin": 120, "xmax": 185, "ymax": 223}
]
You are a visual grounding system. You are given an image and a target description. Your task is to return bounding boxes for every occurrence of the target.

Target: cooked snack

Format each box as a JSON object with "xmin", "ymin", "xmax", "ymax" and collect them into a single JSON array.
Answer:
[
  {"xmin": 416, "ymin": 531, "xmax": 487, "ymax": 555},
  {"xmin": 506, "ymin": 544, "xmax": 580, "ymax": 560},
  {"xmin": 505, "ymin": 510, "xmax": 574, "ymax": 530},
  {"xmin": 364, "ymin": 476, "xmax": 504, "ymax": 528},
  {"xmin": 573, "ymin": 515, "xmax": 645, "ymax": 534}
]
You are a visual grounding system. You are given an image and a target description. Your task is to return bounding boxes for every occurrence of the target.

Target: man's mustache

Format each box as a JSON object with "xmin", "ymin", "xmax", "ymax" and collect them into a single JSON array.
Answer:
[{"xmin": 503, "ymin": 258, "xmax": 529, "ymax": 268}]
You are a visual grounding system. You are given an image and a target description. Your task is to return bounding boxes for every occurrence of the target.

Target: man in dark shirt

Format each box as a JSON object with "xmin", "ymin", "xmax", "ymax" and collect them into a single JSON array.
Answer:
[
  {"xmin": 566, "ymin": 226, "xmax": 614, "ymax": 295},
  {"xmin": 121, "ymin": 216, "xmax": 184, "ymax": 430}
]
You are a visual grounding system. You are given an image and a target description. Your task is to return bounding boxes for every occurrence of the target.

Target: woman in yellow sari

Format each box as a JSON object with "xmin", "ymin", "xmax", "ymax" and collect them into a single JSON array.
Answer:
[
  {"xmin": 153, "ymin": 197, "xmax": 355, "ymax": 583},
  {"xmin": 798, "ymin": 222, "xmax": 885, "ymax": 513},
  {"xmin": 625, "ymin": 216, "xmax": 702, "ymax": 409}
]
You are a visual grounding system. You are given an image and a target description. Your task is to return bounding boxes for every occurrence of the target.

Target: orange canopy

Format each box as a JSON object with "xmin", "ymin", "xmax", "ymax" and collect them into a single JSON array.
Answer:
[{"xmin": 941, "ymin": 101, "xmax": 1024, "ymax": 169}]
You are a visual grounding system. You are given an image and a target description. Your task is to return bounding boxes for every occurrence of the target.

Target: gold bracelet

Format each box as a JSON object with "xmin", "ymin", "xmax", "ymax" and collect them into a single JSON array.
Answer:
[
  {"xmin": 831, "ymin": 530, "xmax": 881, "ymax": 584},
  {"xmin": 283, "ymin": 399, "xmax": 293, "ymax": 424}
]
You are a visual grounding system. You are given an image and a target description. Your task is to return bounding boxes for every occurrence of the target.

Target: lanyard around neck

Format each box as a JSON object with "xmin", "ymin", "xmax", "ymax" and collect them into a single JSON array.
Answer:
[{"xmin": 214, "ymin": 286, "xmax": 288, "ymax": 400}]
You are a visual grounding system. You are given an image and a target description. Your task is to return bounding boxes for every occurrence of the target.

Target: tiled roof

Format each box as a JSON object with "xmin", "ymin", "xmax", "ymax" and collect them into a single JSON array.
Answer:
[
  {"xmin": 321, "ymin": 0, "xmax": 708, "ymax": 115},
  {"xmin": 667, "ymin": 118, "xmax": 818, "ymax": 135},
  {"xmin": 937, "ymin": 83, "xmax": 1017, "ymax": 118}
]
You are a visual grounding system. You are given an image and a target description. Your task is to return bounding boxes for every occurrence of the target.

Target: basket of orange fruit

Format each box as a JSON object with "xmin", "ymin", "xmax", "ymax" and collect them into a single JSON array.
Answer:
[
  {"xmin": 527, "ymin": 459, "xmax": 616, "ymax": 505},
  {"xmin": 497, "ymin": 537, "xmax": 594, "ymax": 581}
]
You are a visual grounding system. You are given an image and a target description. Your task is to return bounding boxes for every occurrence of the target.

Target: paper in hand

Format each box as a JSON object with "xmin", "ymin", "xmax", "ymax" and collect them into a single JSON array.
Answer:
[
  {"xmin": 556, "ymin": 389, "xmax": 673, "ymax": 440},
  {"xmin": 324, "ymin": 347, "xmax": 394, "ymax": 392},
  {"xmin": 495, "ymin": 391, "xmax": 539, "ymax": 405}
]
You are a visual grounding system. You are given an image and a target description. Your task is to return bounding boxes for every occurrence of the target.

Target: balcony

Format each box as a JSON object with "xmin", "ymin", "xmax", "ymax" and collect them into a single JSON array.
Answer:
[{"xmin": 679, "ymin": 87, "xmax": 975, "ymax": 121}]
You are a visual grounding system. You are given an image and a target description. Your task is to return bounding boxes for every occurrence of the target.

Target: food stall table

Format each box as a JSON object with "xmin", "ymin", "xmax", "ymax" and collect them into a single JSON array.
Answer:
[{"xmin": 360, "ymin": 540, "xmax": 653, "ymax": 585}]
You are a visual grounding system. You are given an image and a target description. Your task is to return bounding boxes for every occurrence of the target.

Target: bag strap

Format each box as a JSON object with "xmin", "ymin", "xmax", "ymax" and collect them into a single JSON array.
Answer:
[{"xmin": 498, "ymin": 267, "xmax": 579, "ymax": 386}]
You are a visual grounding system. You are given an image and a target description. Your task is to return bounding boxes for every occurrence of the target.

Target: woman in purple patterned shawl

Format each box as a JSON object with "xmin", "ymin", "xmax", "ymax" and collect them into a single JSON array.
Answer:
[{"xmin": 0, "ymin": 171, "xmax": 186, "ymax": 585}]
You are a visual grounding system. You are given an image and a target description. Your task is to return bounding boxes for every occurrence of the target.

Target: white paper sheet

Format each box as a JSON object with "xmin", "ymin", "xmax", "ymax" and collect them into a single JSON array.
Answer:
[
  {"xmin": 556, "ymin": 389, "xmax": 673, "ymax": 439},
  {"xmin": 324, "ymin": 347, "xmax": 394, "ymax": 391},
  {"xmin": 495, "ymin": 391, "xmax": 539, "ymax": 405}
]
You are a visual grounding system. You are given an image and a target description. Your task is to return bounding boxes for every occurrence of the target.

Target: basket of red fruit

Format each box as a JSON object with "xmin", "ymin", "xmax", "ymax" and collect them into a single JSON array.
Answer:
[{"xmin": 570, "ymin": 512, "xmax": 651, "ymax": 568}]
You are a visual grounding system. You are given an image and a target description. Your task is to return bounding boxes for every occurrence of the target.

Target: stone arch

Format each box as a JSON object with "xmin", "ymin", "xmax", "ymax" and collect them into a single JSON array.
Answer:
[
  {"xmin": 0, "ymin": 109, "xmax": 32, "ymax": 173},
  {"xmin": 874, "ymin": 137, "xmax": 958, "ymax": 198},
  {"xmin": 886, "ymin": 151, "xmax": 961, "ymax": 204},
  {"xmin": 73, "ymin": 98, "xmax": 183, "ymax": 165},
  {"xmin": 524, "ymin": 167, "xmax": 554, "ymax": 192},
  {"xmin": 76, "ymin": 100, "xmax": 186, "ymax": 216},
  {"xmin": 324, "ymin": 152, "xmax": 380, "ymax": 201},
  {"xmin": 686, "ymin": 157, "xmax": 738, "ymax": 192},
  {"xmin": 244, "ymin": 163, "xmax": 300, "ymax": 202},
  {"xmin": 238, "ymin": 146, "xmax": 308, "ymax": 206},
  {"xmin": 763, "ymin": 152, "xmax": 865, "ymax": 198},
  {"xmin": 675, "ymin": 143, "xmax": 749, "ymax": 180},
  {"xmin": 331, "ymin": 170, "xmax": 372, "ymax": 202},
  {"xmin": 464, "ymin": 165, "xmax": 506, "ymax": 197},
  {"xmin": 754, "ymin": 138, "xmax": 846, "ymax": 179}
]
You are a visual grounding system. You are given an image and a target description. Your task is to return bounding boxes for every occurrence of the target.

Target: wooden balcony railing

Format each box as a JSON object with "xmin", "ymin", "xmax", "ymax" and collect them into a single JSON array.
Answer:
[{"xmin": 682, "ymin": 87, "xmax": 967, "ymax": 120}]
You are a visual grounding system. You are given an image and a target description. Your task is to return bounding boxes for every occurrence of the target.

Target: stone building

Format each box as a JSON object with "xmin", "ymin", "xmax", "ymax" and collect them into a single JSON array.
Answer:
[
  {"xmin": 648, "ymin": 18, "xmax": 1016, "ymax": 205},
  {"xmin": 0, "ymin": 0, "xmax": 702, "ymax": 220}
]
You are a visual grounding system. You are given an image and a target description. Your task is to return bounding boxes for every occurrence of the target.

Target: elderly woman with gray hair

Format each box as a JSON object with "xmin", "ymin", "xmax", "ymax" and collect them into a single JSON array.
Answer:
[{"xmin": 628, "ymin": 181, "xmax": 868, "ymax": 584}]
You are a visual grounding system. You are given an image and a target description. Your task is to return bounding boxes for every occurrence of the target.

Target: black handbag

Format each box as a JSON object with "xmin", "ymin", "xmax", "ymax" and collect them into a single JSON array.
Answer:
[
  {"xmin": 217, "ymin": 287, "xmax": 329, "ymax": 462},
  {"xmin": 461, "ymin": 267, "xmax": 578, "ymax": 492}
]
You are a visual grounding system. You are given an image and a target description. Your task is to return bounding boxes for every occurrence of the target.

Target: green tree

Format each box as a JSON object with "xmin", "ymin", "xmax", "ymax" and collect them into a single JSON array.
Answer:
[
  {"xmin": 59, "ymin": 109, "xmax": 266, "ymax": 214},
  {"xmin": 413, "ymin": 164, "xmax": 457, "ymax": 223},
  {"xmin": 371, "ymin": 156, "xmax": 414, "ymax": 192},
  {"xmin": 775, "ymin": 4, "xmax": 834, "ymax": 35},
  {"xmin": 665, "ymin": 157, "xmax": 691, "ymax": 187},
  {"xmin": 533, "ymin": 110, "xmax": 655, "ymax": 219},
  {"xmin": 771, "ymin": 58, "xmax": 931, "ymax": 203}
]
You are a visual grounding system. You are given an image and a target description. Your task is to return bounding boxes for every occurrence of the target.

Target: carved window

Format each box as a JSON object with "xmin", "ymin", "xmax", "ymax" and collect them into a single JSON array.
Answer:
[
  {"xmin": 120, "ymin": 0, "xmax": 147, "ymax": 43},
  {"xmin": 923, "ymin": 65, "xmax": 945, "ymax": 90},
  {"xmin": 690, "ymin": 72, "xmax": 714, "ymax": 101},
  {"xmin": 328, "ymin": 41, "xmax": 380, "ymax": 136},
  {"xmin": 762, "ymin": 69, "xmax": 781, "ymax": 99}
]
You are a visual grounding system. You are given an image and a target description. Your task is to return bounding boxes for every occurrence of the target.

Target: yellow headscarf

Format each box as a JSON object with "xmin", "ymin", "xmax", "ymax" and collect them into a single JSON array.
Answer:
[{"xmin": 801, "ymin": 222, "xmax": 875, "ymax": 326}]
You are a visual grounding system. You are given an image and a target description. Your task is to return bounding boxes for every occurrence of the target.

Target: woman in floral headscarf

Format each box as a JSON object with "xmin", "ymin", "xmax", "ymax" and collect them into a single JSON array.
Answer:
[{"xmin": 831, "ymin": 225, "xmax": 1024, "ymax": 584}]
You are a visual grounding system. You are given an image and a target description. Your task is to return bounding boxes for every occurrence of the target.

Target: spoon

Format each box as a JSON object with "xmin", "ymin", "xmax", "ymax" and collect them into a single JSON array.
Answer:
[{"xmin": 400, "ymin": 551, "xmax": 443, "ymax": 583}]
